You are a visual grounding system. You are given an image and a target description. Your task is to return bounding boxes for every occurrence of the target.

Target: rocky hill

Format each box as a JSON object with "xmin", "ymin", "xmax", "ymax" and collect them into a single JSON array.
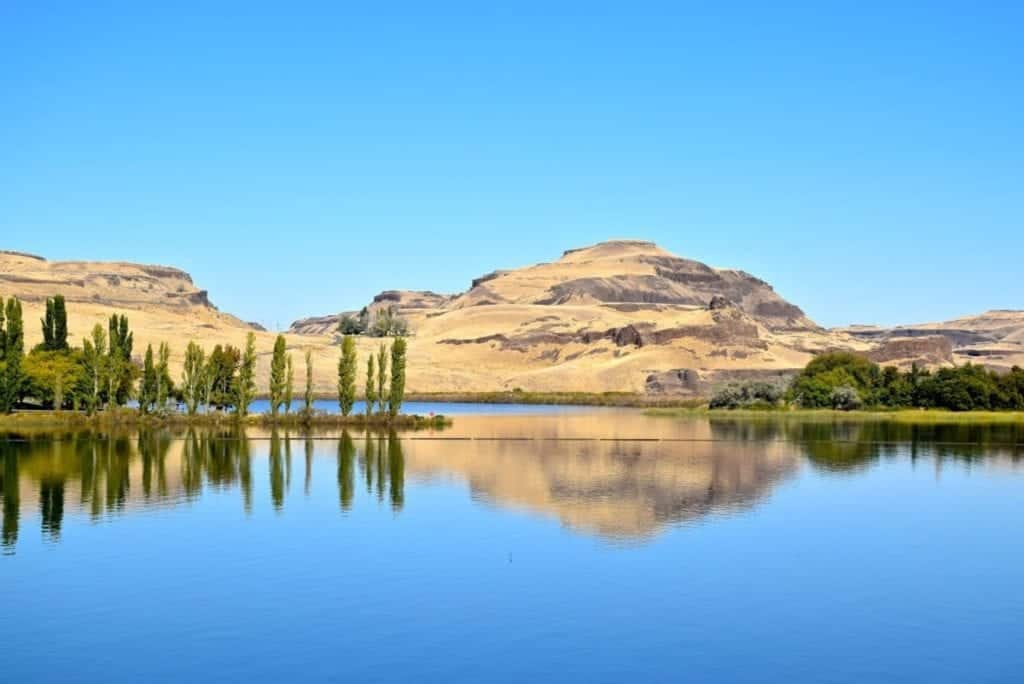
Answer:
[
  {"xmin": 4, "ymin": 242, "xmax": 1018, "ymax": 398},
  {"xmin": 290, "ymin": 240, "xmax": 864, "ymax": 394}
]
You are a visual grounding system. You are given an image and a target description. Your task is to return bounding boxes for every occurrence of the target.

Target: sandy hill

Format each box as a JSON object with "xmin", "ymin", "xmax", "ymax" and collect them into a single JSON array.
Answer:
[
  {"xmin": 3, "ymin": 242, "xmax": 1017, "ymax": 398},
  {"xmin": 291, "ymin": 240, "xmax": 870, "ymax": 394},
  {"xmin": 840, "ymin": 309, "xmax": 1024, "ymax": 371}
]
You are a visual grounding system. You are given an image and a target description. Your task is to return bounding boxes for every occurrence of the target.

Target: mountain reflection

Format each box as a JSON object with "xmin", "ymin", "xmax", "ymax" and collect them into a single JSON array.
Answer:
[{"xmin": 1, "ymin": 414, "xmax": 1022, "ymax": 551}]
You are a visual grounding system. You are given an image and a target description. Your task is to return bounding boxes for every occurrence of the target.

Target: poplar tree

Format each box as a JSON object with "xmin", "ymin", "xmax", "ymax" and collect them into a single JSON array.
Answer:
[
  {"xmin": 106, "ymin": 314, "xmax": 134, "ymax": 406},
  {"xmin": 236, "ymin": 332, "xmax": 257, "ymax": 417},
  {"xmin": 82, "ymin": 324, "xmax": 107, "ymax": 415},
  {"xmin": 41, "ymin": 298, "xmax": 55, "ymax": 351},
  {"xmin": 376, "ymin": 343, "xmax": 388, "ymax": 415},
  {"xmin": 140, "ymin": 344, "xmax": 157, "ymax": 414},
  {"xmin": 53, "ymin": 295, "xmax": 68, "ymax": 351},
  {"xmin": 338, "ymin": 335, "xmax": 357, "ymax": 416},
  {"xmin": 304, "ymin": 349, "xmax": 314, "ymax": 414},
  {"xmin": 156, "ymin": 342, "xmax": 171, "ymax": 410},
  {"xmin": 269, "ymin": 334, "xmax": 287, "ymax": 416},
  {"xmin": 182, "ymin": 341, "xmax": 204, "ymax": 415},
  {"xmin": 285, "ymin": 353, "xmax": 294, "ymax": 415},
  {"xmin": 364, "ymin": 355, "xmax": 376, "ymax": 418},
  {"xmin": 388, "ymin": 337, "xmax": 407, "ymax": 418},
  {"xmin": 0, "ymin": 297, "xmax": 25, "ymax": 413}
]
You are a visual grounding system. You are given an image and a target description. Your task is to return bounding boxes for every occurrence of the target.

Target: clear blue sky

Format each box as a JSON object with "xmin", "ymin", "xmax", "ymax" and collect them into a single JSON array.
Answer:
[{"xmin": 2, "ymin": 1, "xmax": 1021, "ymax": 330}]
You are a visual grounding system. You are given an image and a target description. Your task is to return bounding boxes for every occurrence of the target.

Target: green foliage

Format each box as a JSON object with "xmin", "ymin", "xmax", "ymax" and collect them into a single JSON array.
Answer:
[
  {"xmin": 709, "ymin": 381, "xmax": 783, "ymax": 409},
  {"xmin": 140, "ymin": 344, "xmax": 157, "ymax": 414},
  {"xmin": 285, "ymin": 353, "xmax": 294, "ymax": 414},
  {"xmin": 181, "ymin": 341, "xmax": 205, "ymax": 415},
  {"xmin": 156, "ymin": 342, "xmax": 172, "ymax": 410},
  {"xmin": 338, "ymin": 335, "xmax": 357, "ymax": 416},
  {"xmin": 364, "ymin": 354, "xmax": 376, "ymax": 417},
  {"xmin": 787, "ymin": 352, "xmax": 880, "ymax": 408},
  {"xmin": 369, "ymin": 305, "xmax": 409, "ymax": 337},
  {"xmin": 236, "ymin": 332, "xmax": 257, "ymax": 416},
  {"xmin": 338, "ymin": 314, "xmax": 364, "ymax": 335},
  {"xmin": 830, "ymin": 386, "xmax": 862, "ymax": 411},
  {"xmin": 22, "ymin": 349, "xmax": 87, "ymax": 410},
  {"xmin": 304, "ymin": 349, "xmax": 314, "ymax": 414},
  {"xmin": 81, "ymin": 324, "xmax": 107, "ymax": 415},
  {"xmin": 0, "ymin": 297, "xmax": 26, "ymax": 413},
  {"xmin": 106, "ymin": 314, "xmax": 135, "ymax": 406},
  {"xmin": 375, "ymin": 343, "xmax": 389, "ymax": 414},
  {"xmin": 207, "ymin": 344, "xmax": 240, "ymax": 411},
  {"xmin": 37, "ymin": 295, "xmax": 69, "ymax": 352},
  {"xmin": 269, "ymin": 334, "xmax": 287, "ymax": 416},
  {"xmin": 388, "ymin": 337, "xmax": 407, "ymax": 418},
  {"xmin": 782, "ymin": 352, "xmax": 1024, "ymax": 413}
]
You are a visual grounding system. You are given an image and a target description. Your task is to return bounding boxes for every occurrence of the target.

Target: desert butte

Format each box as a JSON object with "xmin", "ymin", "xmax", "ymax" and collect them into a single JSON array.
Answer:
[{"xmin": 2, "ymin": 241, "xmax": 1022, "ymax": 397}]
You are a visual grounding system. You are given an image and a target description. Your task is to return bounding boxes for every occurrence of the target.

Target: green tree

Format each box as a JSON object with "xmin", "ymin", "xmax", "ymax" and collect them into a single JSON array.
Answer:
[
  {"xmin": 364, "ymin": 355, "xmax": 376, "ymax": 418},
  {"xmin": 181, "ymin": 341, "xmax": 205, "ymax": 415},
  {"xmin": 0, "ymin": 297, "xmax": 26, "ymax": 413},
  {"xmin": 106, "ymin": 314, "xmax": 135, "ymax": 406},
  {"xmin": 388, "ymin": 337, "xmax": 407, "ymax": 418},
  {"xmin": 285, "ymin": 353, "xmax": 294, "ymax": 415},
  {"xmin": 304, "ymin": 349, "xmax": 314, "ymax": 414},
  {"xmin": 338, "ymin": 335, "xmax": 357, "ymax": 416},
  {"xmin": 269, "ymin": 334, "xmax": 287, "ymax": 416},
  {"xmin": 23, "ymin": 349, "xmax": 86, "ymax": 410},
  {"xmin": 81, "ymin": 324, "xmax": 107, "ymax": 415},
  {"xmin": 40, "ymin": 297, "xmax": 55, "ymax": 351},
  {"xmin": 236, "ymin": 332, "xmax": 257, "ymax": 417},
  {"xmin": 156, "ymin": 342, "xmax": 171, "ymax": 410},
  {"xmin": 140, "ymin": 344, "xmax": 157, "ymax": 414},
  {"xmin": 376, "ymin": 343, "xmax": 388, "ymax": 415},
  {"xmin": 207, "ymin": 344, "xmax": 240, "ymax": 411},
  {"xmin": 53, "ymin": 295, "xmax": 68, "ymax": 351}
]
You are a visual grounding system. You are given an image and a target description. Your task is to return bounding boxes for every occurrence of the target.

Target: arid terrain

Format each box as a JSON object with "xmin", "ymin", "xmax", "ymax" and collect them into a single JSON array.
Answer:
[{"xmin": 2, "ymin": 242, "xmax": 1021, "ymax": 397}]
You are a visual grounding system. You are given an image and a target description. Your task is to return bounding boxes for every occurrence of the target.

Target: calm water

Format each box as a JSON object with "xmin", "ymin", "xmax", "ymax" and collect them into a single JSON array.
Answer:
[{"xmin": 2, "ymin": 410, "xmax": 1023, "ymax": 683}]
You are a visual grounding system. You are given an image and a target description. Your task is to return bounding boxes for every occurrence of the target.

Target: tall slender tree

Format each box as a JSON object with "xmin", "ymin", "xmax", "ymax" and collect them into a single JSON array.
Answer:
[
  {"xmin": 53, "ymin": 295, "xmax": 68, "ymax": 351},
  {"xmin": 285, "ymin": 353, "xmax": 294, "ymax": 415},
  {"xmin": 156, "ymin": 342, "xmax": 171, "ymax": 410},
  {"xmin": 82, "ymin": 323, "xmax": 107, "ymax": 415},
  {"xmin": 304, "ymin": 349, "xmax": 314, "ymax": 414},
  {"xmin": 364, "ymin": 355, "xmax": 376, "ymax": 418},
  {"xmin": 376, "ymin": 343, "xmax": 388, "ymax": 415},
  {"xmin": 140, "ymin": 344, "xmax": 157, "ymax": 414},
  {"xmin": 181, "ymin": 341, "xmax": 204, "ymax": 415},
  {"xmin": 269, "ymin": 334, "xmax": 287, "ymax": 416},
  {"xmin": 0, "ymin": 297, "xmax": 25, "ymax": 413},
  {"xmin": 40, "ymin": 298, "xmax": 55, "ymax": 351},
  {"xmin": 236, "ymin": 332, "xmax": 257, "ymax": 417},
  {"xmin": 388, "ymin": 337, "xmax": 407, "ymax": 418},
  {"xmin": 338, "ymin": 335, "xmax": 357, "ymax": 416}
]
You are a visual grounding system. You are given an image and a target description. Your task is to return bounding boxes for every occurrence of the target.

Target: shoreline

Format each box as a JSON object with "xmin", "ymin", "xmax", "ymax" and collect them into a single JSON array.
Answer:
[
  {"xmin": 645, "ymin": 407, "xmax": 1024, "ymax": 423},
  {"xmin": 0, "ymin": 409, "xmax": 451, "ymax": 431}
]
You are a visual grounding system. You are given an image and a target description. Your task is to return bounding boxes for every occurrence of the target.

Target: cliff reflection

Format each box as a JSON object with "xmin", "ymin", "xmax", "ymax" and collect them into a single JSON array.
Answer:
[{"xmin": 2, "ymin": 413, "xmax": 1021, "ymax": 552}]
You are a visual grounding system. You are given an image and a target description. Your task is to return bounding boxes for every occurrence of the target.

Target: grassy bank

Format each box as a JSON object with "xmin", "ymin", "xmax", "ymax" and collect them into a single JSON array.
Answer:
[
  {"xmin": 0, "ymin": 408, "xmax": 451, "ymax": 431},
  {"xmin": 644, "ymin": 407, "xmax": 1024, "ymax": 424},
  {"xmin": 404, "ymin": 391, "xmax": 703, "ymax": 408}
]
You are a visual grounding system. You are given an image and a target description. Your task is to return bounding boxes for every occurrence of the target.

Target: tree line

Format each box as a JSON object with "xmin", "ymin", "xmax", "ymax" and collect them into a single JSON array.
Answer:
[
  {"xmin": 711, "ymin": 351, "xmax": 1024, "ymax": 412},
  {"xmin": 0, "ymin": 294, "xmax": 409, "ymax": 419}
]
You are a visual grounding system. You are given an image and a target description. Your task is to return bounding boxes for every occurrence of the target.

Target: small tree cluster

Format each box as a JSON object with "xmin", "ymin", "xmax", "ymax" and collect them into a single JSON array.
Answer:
[{"xmin": 709, "ymin": 381, "xmax": 783, "ymax": 409}]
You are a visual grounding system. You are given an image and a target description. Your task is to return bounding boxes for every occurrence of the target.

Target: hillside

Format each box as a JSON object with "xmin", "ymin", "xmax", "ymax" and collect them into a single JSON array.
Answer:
[
  {"xmin": 4, "ymin": 243, "xmax": 1018, "ymax": 398},
  {"xmin": 291, "ymin": 240, "xmax": 867, "ymax": 394}
]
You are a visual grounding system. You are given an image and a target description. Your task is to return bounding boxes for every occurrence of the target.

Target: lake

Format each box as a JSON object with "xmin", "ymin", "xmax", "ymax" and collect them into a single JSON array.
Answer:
[{"xmin": 2, "ymin": 408, "xmax": 1023, "ymax": 682}]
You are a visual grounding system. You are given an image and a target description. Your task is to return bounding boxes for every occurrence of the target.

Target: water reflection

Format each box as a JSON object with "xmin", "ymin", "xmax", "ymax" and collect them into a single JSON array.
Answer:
[{"xmin": 1, "ymin": 414, "xmax": 1022, "ymax": 552}]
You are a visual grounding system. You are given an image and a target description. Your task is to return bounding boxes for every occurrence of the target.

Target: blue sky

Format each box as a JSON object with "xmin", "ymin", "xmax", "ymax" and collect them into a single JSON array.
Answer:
[{"xmin": 2, "ymin": 1, "xmax": 1021, "ymax": 329}]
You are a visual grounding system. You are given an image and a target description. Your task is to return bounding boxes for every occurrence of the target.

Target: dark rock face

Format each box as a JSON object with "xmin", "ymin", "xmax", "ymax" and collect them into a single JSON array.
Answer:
[
  {"xmin": 645, "ymin": 369, "xmax": 704, "ymax": 396},
  {"xmin": 470, "ymin": 270, "xmax": 509, "ymax": 289},
  {"xmin": 867, "ymin": 336, "xmax": 954, "ymax": 365},
  {"xmin": 707, "ymin": 295, "xmax": 732, "ymax": 311}
]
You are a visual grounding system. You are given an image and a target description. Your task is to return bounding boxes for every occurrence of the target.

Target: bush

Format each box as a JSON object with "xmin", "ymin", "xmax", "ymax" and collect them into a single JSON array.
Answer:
[
  {"xmin": 709, "ymin": 381, "xmax": 783, "ymax": 409},
  {"xmin": 830, "ymin": 386, "xmax": 862, "ymax": 411}
]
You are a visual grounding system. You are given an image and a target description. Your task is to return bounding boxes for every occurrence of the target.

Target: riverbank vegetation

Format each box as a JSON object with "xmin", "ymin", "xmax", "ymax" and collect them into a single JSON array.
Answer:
[
  {"xmin": 704, "ymin": 352, "xmax": 1024, "ymax": 414},
  {"xmin": 0, "ymin": 295, "xmax": 432, "ymax": 428}
]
